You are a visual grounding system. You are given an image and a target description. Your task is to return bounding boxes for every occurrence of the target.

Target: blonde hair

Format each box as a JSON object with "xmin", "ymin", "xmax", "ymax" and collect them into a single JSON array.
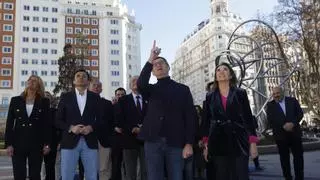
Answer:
[{"xmin": 23, "ymin": 75, "xmax": 45, "ymax": 99}]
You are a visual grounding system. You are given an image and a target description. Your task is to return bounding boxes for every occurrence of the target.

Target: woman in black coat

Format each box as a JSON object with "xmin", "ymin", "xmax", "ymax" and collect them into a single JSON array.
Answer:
[
  {"xmin": 5, "ymin": 75, "xmax": 51, "ymax": 180},
  {"xmin": 203, "ymin": 63, "xmax": 258, "ymax": 180}
]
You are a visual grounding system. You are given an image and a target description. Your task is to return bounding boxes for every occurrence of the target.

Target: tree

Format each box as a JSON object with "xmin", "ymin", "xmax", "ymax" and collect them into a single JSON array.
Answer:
[
  {"xmin": 53, "ymin": 33, "xmax": 90, "ymax": 95},
  {"xmin": 274, "ymin": 0, "xmax": 320, "ymax": 119}
]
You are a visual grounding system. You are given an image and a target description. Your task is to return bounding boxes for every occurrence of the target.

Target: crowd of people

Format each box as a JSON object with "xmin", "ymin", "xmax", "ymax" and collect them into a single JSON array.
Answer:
[{"xmin": 4, "ymin": 41, "xmax": 304, "ymax": 180}]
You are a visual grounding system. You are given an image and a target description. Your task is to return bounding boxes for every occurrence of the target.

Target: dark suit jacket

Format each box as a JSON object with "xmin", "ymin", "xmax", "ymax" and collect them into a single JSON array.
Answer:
[
  {"xmin": 5, "ymin": 96, "xmax": 51, "ymax": 150},
  {"xmin": 205, "ymin": 87, "xmax": 256, "ymax": 156},
  {"xmin": 114, "ymin": 93, "xmax": 147, "ymax": 149},
  {"xmin": 55, "ymin": 90, "xmax": 101, "ymax": 149},
  {"xmin": 97, "ymin": 97, "xmax": 114, "ymax": 148},
  {"xmin": 266, "ymin": 96, "xmax": 303, "ymax": 140},
  {"xmin": 137, "ymin": 62, "xmax": 197, "ymax": 148}
]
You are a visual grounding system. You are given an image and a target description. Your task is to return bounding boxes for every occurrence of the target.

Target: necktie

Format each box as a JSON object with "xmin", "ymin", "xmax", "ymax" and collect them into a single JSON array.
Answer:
[{"xmin": 136, "ymin": 96, "xmax": 142, "ymax": 113}]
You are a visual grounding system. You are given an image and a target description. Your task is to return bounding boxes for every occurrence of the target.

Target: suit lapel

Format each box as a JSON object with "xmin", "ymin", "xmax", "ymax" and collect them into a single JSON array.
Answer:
[
  {"xmin": 82, "ymin": 91, "xmax": 90, "ymax": 117},
  {"xmin": 29, "ymin": 98, "xmax": 41, "ymax": 119}
]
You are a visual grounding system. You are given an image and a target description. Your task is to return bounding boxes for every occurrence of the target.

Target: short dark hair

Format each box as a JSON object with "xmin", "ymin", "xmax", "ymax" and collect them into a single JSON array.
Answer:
[
  {"xmin": 74, "ymin": 69, "xmax": 90, "ymax": 81},
  {"xmin": 213, "ymin": 62, "xmax": 237, "ymax": 90},
  {"xmin": 63, "ymin": 43, "xmax": 72, "ymax": 52},
  {"xmin": 115, "ymin": 87, "xmax": 126, "ymax": 95}
]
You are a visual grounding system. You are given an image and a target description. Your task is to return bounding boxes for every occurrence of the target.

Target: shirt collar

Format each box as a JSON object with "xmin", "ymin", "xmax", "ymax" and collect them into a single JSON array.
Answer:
[
  {"xmin": 132, "ymin": 92, "xmax": 141, "ymax": 99},
  {"xmin": 75, "ymin": 88, "xmax": 87, "ymax": 96}
]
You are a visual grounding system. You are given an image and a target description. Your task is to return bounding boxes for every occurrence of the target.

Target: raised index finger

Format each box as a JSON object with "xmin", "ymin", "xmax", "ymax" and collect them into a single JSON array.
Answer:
[{"xmin": 153, "ymin": 40, "xmax": 156, "ymax": 49}]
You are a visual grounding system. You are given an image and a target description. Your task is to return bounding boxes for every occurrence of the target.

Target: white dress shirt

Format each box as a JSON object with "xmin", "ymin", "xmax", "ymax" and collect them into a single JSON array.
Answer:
[
  {"xmin": 132, "ymin": 92, "xmax": 142, "ymax": 110},
  {"xmin": 75, "ymin": 88, "xmax": 87, "ymax": 116},
  {"xmin": 26, "ymin": 104, "xmax": 34, "ymax": 117},
  {"xmin": 278, "ymin": 97, "xmax": 286, "ymax": 115}
]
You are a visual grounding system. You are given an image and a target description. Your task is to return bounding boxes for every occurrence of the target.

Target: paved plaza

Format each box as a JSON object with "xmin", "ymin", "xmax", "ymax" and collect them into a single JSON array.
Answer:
[{"xmin": 0, "ymin": 151, "xmax": 319, "ymax": 180}]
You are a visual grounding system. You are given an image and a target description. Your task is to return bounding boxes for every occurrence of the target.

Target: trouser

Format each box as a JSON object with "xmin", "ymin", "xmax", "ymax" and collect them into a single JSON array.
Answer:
[
  {"xmin": 12, "ymin": 147, "xmax": 43, "ymax": 180},
  {"xmin": 212, "ymin": 155, "xmax": 249, "ymax": 180},
  {"xmin": 276, "ymin": 136, "xmax": 304, "ymax": 180},
  {"xmin": 123, "ymin": 146, "xmax": 147, "ymax": 180}
]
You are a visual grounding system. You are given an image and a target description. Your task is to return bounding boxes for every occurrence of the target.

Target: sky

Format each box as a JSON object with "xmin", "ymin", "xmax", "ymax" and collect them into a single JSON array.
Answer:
[{"xmin": 122, "ymin": 0, "xmax": 278, "ymax": 68}]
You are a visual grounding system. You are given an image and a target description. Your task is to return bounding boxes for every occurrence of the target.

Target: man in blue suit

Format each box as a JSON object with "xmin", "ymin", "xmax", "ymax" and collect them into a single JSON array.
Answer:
[
  {"xmin": 267, "ymin": 86, "xmax": 304, "ymax": 180},
  {"xmin": 56, "ymin": 69, "xmax": 101, "ymax": 180}
]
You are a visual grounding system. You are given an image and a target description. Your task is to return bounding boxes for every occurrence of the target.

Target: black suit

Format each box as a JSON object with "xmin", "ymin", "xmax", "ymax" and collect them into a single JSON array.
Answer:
[
  {"xmin": 114, "ymin": 93, "xmax": 147, "ymax": 180},
  {"xmin": 204, "ymin": 87, "xmax": 256, "ymax": 180},
  {"xmin": 5, "ymin": 96, "xmax": 50, "ymax": 180},
  {"xmin": 97, "ymin": 97, "xmax": 114, "ymax": 148},
  {"xmin": 55, "ymin": 90, "xmax": 101, "ymax": 149},
  {"xmin": 266, "ymin": 96, "xmax": 304, "ymax": 180}
]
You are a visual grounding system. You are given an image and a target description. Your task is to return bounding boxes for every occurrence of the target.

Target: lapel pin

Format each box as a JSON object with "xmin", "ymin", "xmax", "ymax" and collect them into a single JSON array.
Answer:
[{"xmin": 16, "ymin": 109, "xmax": 20, "ymax": 112}]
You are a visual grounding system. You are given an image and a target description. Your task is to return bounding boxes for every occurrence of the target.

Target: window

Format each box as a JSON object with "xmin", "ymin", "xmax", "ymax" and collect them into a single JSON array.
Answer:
[
  {"xmin": 66, "ymin": 27, "xmax": 73, "ymax": 34},
  {"xmin": 22, "ymin": 59, "xmax": 28, "ymax": 64},
  {"xmin": 3, "ymin": 24, "xmax": 13, "ymax": 31},
  {"xmin": 32, "ymin": 38, "xmax": 39, "ymax": 43},
  {"xmin": 52, "ymin": 7, "xmax": 58, "ymax": 12},
  {"xmin": 111, "ymin": 29, "xmax": 119, "ymax": 34},
  {"xmin": 24, "ymin": 5, "xmax": 30, "ymax": 10},
  {"xmin": 83, "ymin": 59, "xmax": 90, "ymax": 66},
  {"xmin": 51, "ymin": 39, "xmax": 58, "ymax": 44},
  {"xmin": 91, "ymin": 29, "xmax": 98, "ymax": 35},
  {"xmin": 91, "ymin": 49, "xmax": 98, "ymax": 56},
  {"xmin": 1, "ymin": 80, "xmax": 11, "ymax": 87},
  {"xmin": 75, "ymin": 18, "xmax": 81, "ymax": 24},
  {"xmin": 22, "ymin": 37, "xmax": 29, "ymax": 42},
  {"xmin": 42, "ymin": 17, "xmax": 49, "ymax": 22},
  {"xmin": 21, "ymin": 81, "xmax": 26, "ymax": 87},
  {"xmin": 91, "ymin": 70, "xmax": 98, "ymax": 77},
  {"xmin": 52, "ymin": 18, "xmax": 58, "ymax": 23},
  {"xmin": 4, "ymin": 14, "xmax": 13, "ymax": 21},
  {"xmin": 51, "ymin": 60, "xmax": 58, "ymax": 65},
  {"xmin": 111, "ymin": 60, "xmax": 119, "ymax": 66},
  {"xmin": 3, "ymin": 35, "xmax": 12, "ymax": 42},
  {"xmin": 2, "ymin": 46, "xmax": 12, "ymax": 53},
  {"xmin": 4, "ymin": 3, "xmax": 14, "ymax": 10},
  {"xmin": 76, "ymin": 9, "xmax": 80, "ymax": 14},
  {"xmin": 111, "ymin": 40, "xmax": 119, "ymax": 45},
  {"xmin": 22, "ymin": 26, "xmax": 29, "ymax": 32},
  {"xmin": 51, "ymin": 71, "xmax": 57, "ymax": 76},
  {"xmin": 66, "ymin": 17, "xmax": 73, "ymax": 23},
  {"xmin": 51, "ymin": 49, "xmax": 57, "ymax": 54},
  {"xmin": 32, "ymin": 59, "xmax": 38, "ymax": 64},
  {"xmin": 41, "ymin": 60, "xmax": 48, "ymax": 65},
  {"xmin": 66, "ymin": 38, "xmax": 73, "ymax": 44},
  {"xmin": 83, "ymin": 28, "xmax": 90, "ymax": 35},
  {"xmin": 32, "ymin": 48, "xmax": 39, "ymax": 54},
  {"xmin": 111, "ymin": 71, "xmax": 119, "ymax": 76},
  {"xmin": 51, "ymin": 28, "xmax": 58, "ymax": 33},
  {"xmin": 42, "ymin": 27, "xmax": 48, "ymax": 32},
  {"xmin": 1, "ymin": 68, "xmax": 11, "ymax": 76},
  {"xmin": 42, "ymin": 49, "xmax": 48, "ymax": 54},
  {"xmin": 83, "ymin": 18, "xmax": 89, "ymax": 24},
  {"xmin": 33, "ymin": 16, "xmax": 39, "ymax": 22},
  {"xmin": 2, "ymin": 57, "xmax": 12, "ymax": 64},
  {"xmin": 91, "ymin": 39, "xmax": 98, "ymax": 45},
  {"xmin": 91, "ymin": 60, "xmax": 98, "ymax": 66},
  {"xmin": 91, "ymin": 19, "xmax": 98, "ymax": 25},
  {"xmin": 22, "ymin": 48, "xmax": 29, "ymax": 53},
  {"xmin": 92, "ymin": 10, "xmax": 96, "ymax": 15},
  {"xmin": 41, "ymin": 71, "xmax": 47, "ymax": 76},
  {"xmin": 33, "ymin": 27, "xmax": 39, "ymax": 32},
  {"xmin": 1, "ymin": 97, "xmax": 9, "ymax": 105},
  {"xmin": 83, "ymin": 9, "xmax": 89, "ymax": 15},
  {"xmin": 111, "ymin": 81, "xmax": 119, "ymax": 87},
  {"xmin": 31, "ymin": 70, "xmax": 37, "ymax": 75},
  {"xmin": 111, "ymin": 50, "xmax": 120, "ymax": 55},
  {"xmin": 23, "ymin": 16, "xmax": 30, "ymax": 21},
  {"xmin": 43, "ymin": 7, "xmax": 49, "ymax": 12},
  {"xmin": 33, "ymin": 6, "xmax": 40, "ymax": 11},
  {"xmin": 42, "ymin": 38, "xmax": 48, "ymax": 43},
  {"xmin": 110, "ymin": 19, "xmax": 118, "ymax": 25},
  {"xmin": 75, "ymin": 28, "xmax": 81, "ymax": 34},
  {"xmin": 67, "ymin": 8, "xmax": 72, "ymax": 13},
  {"xmin": 107, "ymin": 12, "xmax": 113, "ymax": 16},
  {"xmin": 21, "ymin": 70, "xmax": 28, "ymax": 76}
]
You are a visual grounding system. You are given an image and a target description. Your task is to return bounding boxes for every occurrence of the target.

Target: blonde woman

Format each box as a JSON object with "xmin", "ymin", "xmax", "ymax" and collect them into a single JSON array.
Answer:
[{"xmin": 5, "ymin": 75, "xmax": 51, "ymax": 180}]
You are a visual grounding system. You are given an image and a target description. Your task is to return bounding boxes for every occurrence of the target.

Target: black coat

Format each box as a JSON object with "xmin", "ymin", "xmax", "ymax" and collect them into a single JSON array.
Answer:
[
  {"xmin": 55, "ymin": 90, "xmax": 101, "ymax": 149},
  {"xmin": 205, "ymin": 87, "xmax": 256, "ymax": 157},
  {"xmin": 114, "ymin": 93, "xmax": 147, "ymax": 149},
  {"xmin": 137, "ymin": 62, "xmax": 197, "ymax": 148},
  {"xmin": 97, "ymin": 97, "xmax": 114, "ymax": 148},
  {"xmin": 266, "ymin": 96, "xmax": 303, "ymax": 140},
  {"xmin": 5, "ymin": 96, "xmax": 51, "ymax": 150}
]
